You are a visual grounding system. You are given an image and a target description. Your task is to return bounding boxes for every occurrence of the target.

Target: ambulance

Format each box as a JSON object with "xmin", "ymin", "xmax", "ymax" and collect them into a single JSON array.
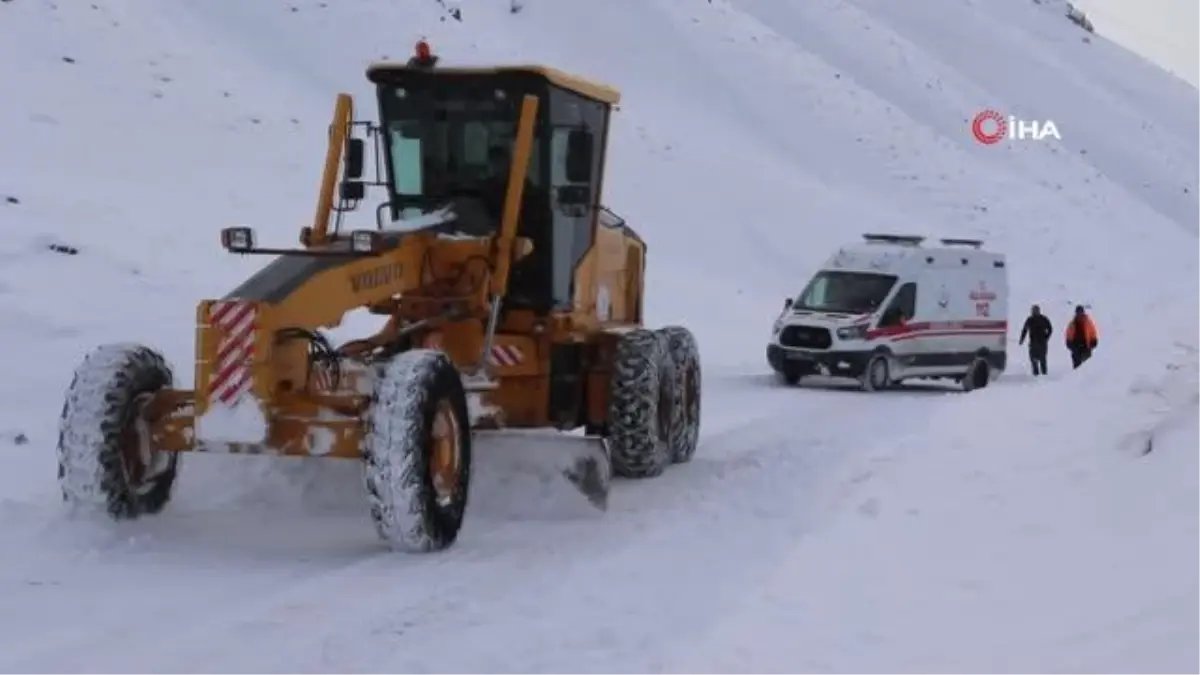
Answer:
[{"xmin": 766, "ymin": 233, "xmax": 1008, "ymax": 392}]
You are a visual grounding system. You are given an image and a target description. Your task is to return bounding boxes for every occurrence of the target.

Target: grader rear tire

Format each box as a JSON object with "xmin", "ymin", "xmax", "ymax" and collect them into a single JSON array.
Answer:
[
  {"xmin": 607, "ymin": 329, "xmax": 672, "ymax": 479},
  {"xmin": 363, "ymin": 349, "xmax": 472, "ymax": 553},
  {"xmin": 658, "ymin": 326, "xmax": 701, "ymax": 464},
  {"xmin": 56, "ymin": 343, "xmax": 180, "ymax": 519}
]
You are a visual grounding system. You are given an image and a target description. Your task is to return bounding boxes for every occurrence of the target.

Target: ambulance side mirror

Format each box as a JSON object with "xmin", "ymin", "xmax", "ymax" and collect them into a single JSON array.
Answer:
[{"xmin": 783, "ymin": 298, "xmax": 793, "ymax": 310}]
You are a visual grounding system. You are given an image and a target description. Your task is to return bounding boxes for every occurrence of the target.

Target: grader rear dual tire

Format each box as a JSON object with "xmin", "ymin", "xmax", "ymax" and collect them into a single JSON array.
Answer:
[
  {"xmin": 659, "ymin": 325, "xmax": 701, "ymax": 464},
  {"xmin": 607, "ymin": 327, "xmax": 701, "ymax": 479},
  {"xmin": 363, "ymin": 349, "xmax": 472, "ymax": 553},
  {"xmin": 56, "ymin": 343, "xmax": 180, "ymax": 519}
]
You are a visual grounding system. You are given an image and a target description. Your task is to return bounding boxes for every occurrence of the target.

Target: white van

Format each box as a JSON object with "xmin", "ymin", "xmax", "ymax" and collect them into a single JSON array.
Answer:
[{"xmin": 767, "ymin": 233, "xmax": 1008, "ymax": 392}]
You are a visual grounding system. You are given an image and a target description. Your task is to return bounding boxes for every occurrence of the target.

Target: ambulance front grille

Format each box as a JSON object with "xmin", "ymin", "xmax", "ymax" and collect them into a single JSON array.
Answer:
[{"xmin": 779, "ymin": 325, "xmax": 832, "ymax": 350}]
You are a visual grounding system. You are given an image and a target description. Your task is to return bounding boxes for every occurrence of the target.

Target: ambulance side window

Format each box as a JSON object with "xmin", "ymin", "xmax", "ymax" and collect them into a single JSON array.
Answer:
[{"xmin": 881, "ymin": 283, "xmax": 917, "ymax": 326}]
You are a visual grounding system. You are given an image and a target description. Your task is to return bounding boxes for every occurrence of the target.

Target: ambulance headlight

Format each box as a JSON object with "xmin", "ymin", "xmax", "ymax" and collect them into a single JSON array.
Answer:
[
  {"xmin": 772, "ymin": 316, "xmax": 786, "ymax": 335},
  {"xmin": 837, "ymin": 324, "xmax": 868, "ymax": 340}
]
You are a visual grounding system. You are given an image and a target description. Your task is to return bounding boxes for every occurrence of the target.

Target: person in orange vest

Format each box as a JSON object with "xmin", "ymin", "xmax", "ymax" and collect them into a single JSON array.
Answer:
[{"xmin": 1064, "ymin": 304, "xmax": 1098, "ymax": 369}]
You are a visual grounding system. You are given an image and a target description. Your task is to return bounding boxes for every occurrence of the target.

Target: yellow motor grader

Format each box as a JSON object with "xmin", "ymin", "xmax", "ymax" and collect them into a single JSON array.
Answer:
[{"xmin": 55, "ymin": 47, "xmax": 702, "ymax": 552}]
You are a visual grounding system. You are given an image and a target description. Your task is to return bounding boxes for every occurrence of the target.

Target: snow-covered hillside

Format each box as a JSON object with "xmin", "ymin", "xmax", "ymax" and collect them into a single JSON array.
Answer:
[
  {"xmin": 1073, "ymin": 0, "xmax": 1199, "ymax": 87},
  {"xmin": 1, "ymin": 0, "xmax": 1195, "ymax": 671}
]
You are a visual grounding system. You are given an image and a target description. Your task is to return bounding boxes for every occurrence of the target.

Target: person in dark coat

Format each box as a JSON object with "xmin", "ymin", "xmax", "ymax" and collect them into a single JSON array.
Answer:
[
  {"xmin": 1018, "ymin": 304, "xmax": 1053, "ymax": 376},
  {"xmin": 1064, "ymin": 304, "xmax": 1099, "ymax": 369}
]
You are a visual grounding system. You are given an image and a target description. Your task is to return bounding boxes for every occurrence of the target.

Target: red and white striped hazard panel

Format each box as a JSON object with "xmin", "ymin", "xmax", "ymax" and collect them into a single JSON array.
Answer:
[
  {"xmin": 313, "ymin": 360, "xmax": 339, "ymax": 391},
  {"xmin": 208, "ymin": 300, "xmax": 257, "ymax": 405},
  {"xmin": 488, "ymin": 344, "xmax": 525, "ymax": 367}
]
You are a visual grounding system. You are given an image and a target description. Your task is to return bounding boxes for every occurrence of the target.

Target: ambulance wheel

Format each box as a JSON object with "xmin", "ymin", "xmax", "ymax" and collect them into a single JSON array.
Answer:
[
  {"xmin": 861, "ymin": 354, "xmax": 891, "ymax": 392},
  {"xmin": 962, "ymin": 357, "xmax": 991, "ymax": 393}
]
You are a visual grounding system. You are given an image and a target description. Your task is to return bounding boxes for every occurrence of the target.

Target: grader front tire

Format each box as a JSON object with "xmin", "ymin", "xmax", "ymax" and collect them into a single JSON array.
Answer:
[
  {"xmin": 363, "ymin": 349, "xmax": 472, "ymax": 553},
  {"xmin": 56, "ymin": 343, "xmax": 180, "ymax": 519}
]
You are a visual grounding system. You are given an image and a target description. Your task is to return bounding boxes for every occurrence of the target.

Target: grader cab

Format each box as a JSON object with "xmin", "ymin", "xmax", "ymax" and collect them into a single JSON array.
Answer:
[{"xmin": 56, "ymin": 47, "xmax": 702, "ymax": 553}]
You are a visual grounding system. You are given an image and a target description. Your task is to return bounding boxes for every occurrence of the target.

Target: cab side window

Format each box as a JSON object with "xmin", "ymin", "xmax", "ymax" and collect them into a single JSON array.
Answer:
[
  {"xmin": 880, "ymin": 283, "xmax": 917, "ymax": 326},
  {"xmin": 547, "ymin": 86, "xmax": 605, "ymax": 307}
]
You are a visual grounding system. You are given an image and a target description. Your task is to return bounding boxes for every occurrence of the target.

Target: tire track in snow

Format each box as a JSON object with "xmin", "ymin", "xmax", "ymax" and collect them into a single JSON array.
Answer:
[
  {"xmin": 0, "ymin": 524, "xmax": 388, "ymax": 672},
  {"xmin": 0, "ymin": 376, "xmax": 803, "ymax": 671},
  {"xmin": 113, "ymin": 387, "xmax": 935, "ymax": 671},
  {"xmin": 144, "ymin": 417, "xmax": 828, "ymax": 671},
  {"xmin": 1, "ymin": 372, "xmax": 942, "ymax": 671},
  {"xmin": 306, "ymin": 388, "xmax": 939, "ymax": 673}
]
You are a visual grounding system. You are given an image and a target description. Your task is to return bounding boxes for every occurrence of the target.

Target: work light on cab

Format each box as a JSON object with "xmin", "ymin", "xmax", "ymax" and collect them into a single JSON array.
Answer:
[
  {"xmin": 220, "ymin": 226, "xmax": 256, "ymax": 252},
  {"xmin": 350, "ymin": 230, "xmax": 383, "ymax": 253}
]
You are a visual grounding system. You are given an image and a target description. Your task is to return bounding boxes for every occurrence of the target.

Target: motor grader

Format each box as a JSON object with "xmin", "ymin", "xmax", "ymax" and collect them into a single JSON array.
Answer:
[{"xmin": 55, "ymin": 47, "xmax": 702, "ymax": 553}]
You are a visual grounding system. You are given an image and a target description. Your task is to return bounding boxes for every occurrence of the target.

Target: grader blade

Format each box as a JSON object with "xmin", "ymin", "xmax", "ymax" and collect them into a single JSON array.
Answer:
[
  {"xmin": 472, "ymin": 429, "xmax": 611, "ymax": 511},
  {"xmin": 561, "ymin": 438, "xmax": 611, "ymax": 511}
]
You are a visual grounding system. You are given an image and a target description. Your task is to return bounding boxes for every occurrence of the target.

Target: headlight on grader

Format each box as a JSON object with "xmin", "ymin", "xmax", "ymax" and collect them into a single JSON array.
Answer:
[
  {"xmin": 350, "ymin": 229, "xmax": 383, "ymax": 253},
  {"xmin": 220, "ymin": 226, "xmax": 256, "ymax": 253}
]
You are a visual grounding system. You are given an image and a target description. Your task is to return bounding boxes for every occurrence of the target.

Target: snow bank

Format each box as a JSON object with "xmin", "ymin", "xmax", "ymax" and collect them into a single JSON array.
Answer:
[
  {"xmin": 195, "ymin": 397, "xmax": 267, "ymax": 445},
  {"xmin": 673, "ymin": 337, "xmax": 1199, "ymax": 672}
]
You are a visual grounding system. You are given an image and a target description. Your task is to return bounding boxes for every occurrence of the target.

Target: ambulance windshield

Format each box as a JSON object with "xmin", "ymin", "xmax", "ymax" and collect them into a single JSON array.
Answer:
[{"xmin": 794, "ymin": 271, "xmax": 897, "ymax": 315}]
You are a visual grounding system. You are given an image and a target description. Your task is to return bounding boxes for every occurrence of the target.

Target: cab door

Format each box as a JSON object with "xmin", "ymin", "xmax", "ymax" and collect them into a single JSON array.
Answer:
[{"xmin": 877, "ymin": 282, "xmax": 923, "ymax": 375}]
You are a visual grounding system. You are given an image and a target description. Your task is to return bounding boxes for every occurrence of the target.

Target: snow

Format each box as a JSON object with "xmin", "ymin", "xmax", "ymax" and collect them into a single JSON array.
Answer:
[
  {"xmin": 674, "ymin": 361, "xmax": 1200, "ymax": 673},
  {"xmin": 467, "ymin": 392, "xmax": 501, "ymax": 426},
  {"xmin": 194, "ymin": 396, "xmax": 268, "ymax": 445},
  {"xmin": 387, "ymin": 204, "xmax": 458, "ymax": 231},
  {"xmin": 0, "ymin": 0, "xmax": 1196, "ymax": 671},
  {"xmin": 306, "ymin": 425, "xmax": 337, "ymax": 457}
]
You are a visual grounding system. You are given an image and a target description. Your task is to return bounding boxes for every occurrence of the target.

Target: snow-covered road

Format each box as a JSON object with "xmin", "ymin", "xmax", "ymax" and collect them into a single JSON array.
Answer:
[
  {"xmin": 1, "ymin": 374, "xmax": 954, "ymax": 673},
  {"xmin": 0, "ymin": 0, "xmax": 1194, "ymax": 670}
]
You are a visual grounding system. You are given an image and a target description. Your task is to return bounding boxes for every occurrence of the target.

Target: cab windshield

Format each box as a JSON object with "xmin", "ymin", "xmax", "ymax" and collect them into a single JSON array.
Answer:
[
  {"xmin": 379, "ymin": 84, "xmax": 540, "ymax": 220},
  {"xmin": 794, "ymin": 271, "xmax": 897, "ymax": 314}
]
